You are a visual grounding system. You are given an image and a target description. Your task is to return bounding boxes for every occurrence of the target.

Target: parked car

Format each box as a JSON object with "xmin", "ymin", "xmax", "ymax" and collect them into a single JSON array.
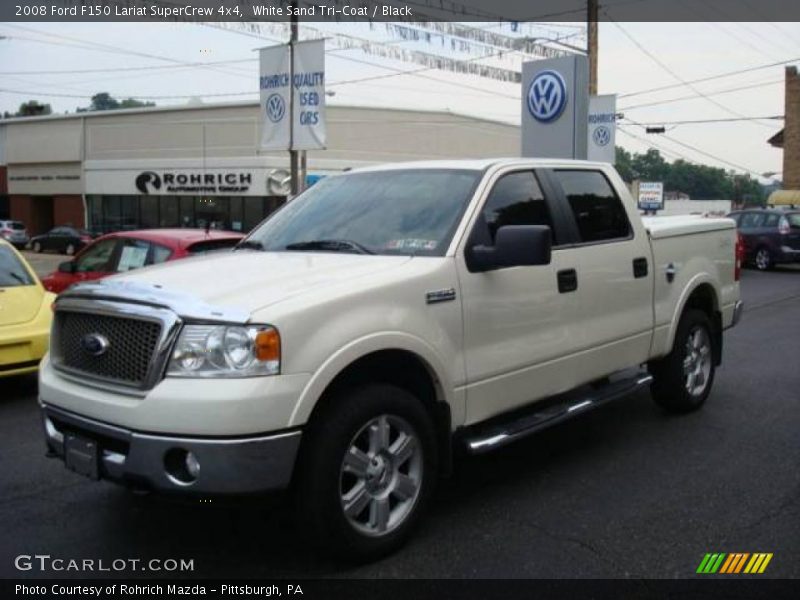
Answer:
[
  {"xmin": 39, "ymin": 160, "xmax": 742, "ymax": 559},
  {"xmin": 727, "ymin": 209, "xmax": 800, "ymax": 270},
  {"xmin": 29, "ymin": 226, "xmax": 94, "ymax": 255},
  {"xmin": 0, "ymin": 239, "xmax": 55, "ymax": 378},
  {"xmin": 41, "ymin": 228, "xmax": 245, "ymax": 294},
  {"xmin": 0, "ymin": 220, "xmax": 30, "ymax": 249}
]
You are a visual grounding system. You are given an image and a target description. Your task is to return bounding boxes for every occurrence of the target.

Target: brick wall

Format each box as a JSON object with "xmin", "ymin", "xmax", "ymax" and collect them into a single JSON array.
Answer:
[
  {"xmin": 785, "ymin": 66, "xmax": 800, "ymax": 190},
  {"xmin": 53, "ymin": 194, "xmax": 84, "ymax": 229}
]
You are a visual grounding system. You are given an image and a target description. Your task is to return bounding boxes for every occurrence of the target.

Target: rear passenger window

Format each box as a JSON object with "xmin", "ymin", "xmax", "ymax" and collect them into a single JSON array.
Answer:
[
  {"xmin": 763, "ymin": 213, "xmax": 780, "ymax": 228},
  {"xmin": 555, "ymin": 170, "xmax": 631, "ymax": 243},
  {"xmin": 740, "ymin": 213, "xmax": 764, "ymax": 230},
  {"xmin": 474, "ymin": 171, "xmax": 556, "ymax": 246}
]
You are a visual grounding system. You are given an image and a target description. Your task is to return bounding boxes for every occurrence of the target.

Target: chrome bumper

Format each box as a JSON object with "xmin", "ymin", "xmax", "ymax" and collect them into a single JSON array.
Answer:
[
  {"xmin": 41, "ymin": 403, "xmax": 301, "ymax": 495},
  {"xmin": 731, "ymin": 300, "xmax": 744, "ymax": 328}
]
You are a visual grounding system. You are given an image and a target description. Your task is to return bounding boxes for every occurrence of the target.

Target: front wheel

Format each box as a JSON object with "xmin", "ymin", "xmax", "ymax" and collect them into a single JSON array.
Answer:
[
  {"xmin": 295, "ymin": 384, "xmax": 437, "ymax": 561},
  {"xmin": 649, "ymin": 308, "xmax": 716, "ymax": 413}
]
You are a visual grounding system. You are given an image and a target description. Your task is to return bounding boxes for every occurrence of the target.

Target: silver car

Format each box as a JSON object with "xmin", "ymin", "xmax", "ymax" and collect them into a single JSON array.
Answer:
[{"xmin": 0, "ymin": 220, "xmax": 30, "ymax": 249}]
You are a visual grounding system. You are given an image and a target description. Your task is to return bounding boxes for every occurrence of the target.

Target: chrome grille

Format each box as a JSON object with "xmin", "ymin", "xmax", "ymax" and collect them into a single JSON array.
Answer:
[{"xmin": 54, "ymin": 311, "xmax": 162, "ymax": 387}]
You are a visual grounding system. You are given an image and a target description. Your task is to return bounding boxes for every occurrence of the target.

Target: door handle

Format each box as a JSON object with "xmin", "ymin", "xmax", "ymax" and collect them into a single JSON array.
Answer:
[
  {"xmin": 633, "ymin": 257, "xmax": 648, "ymax": 278},
  {"xmin": 557, "ymin": 269, "xmax": 578, "ymax": 293}
]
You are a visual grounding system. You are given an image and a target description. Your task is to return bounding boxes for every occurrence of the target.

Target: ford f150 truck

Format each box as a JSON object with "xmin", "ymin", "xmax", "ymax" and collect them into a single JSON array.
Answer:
[{"xmin": 39, "ymin": 159, "xmax": 743, "ymax": 559}]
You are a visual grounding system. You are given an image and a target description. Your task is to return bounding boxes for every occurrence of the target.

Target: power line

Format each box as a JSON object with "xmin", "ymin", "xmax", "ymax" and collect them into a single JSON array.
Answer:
[
  {"xmin": 622, "ymin": 118, "xmax": 766, "ymax": 177},
  {"xmin": 631, "ymin": 115, "xmax": 784, "ymax": 126},
  {"xmin": 0, "ymin": 58, "xmax": 256, "ymax": 76},
  {"xmin": 619, "ymin": 78, "xmax": 784, "ymax": 111},
  {"xmin": 607, "ymin": 18, "xmax": 778, "ymax": 129},
  {"xmin": 618, "ymin": 57, "xmax": 800, "ymax": 99}
]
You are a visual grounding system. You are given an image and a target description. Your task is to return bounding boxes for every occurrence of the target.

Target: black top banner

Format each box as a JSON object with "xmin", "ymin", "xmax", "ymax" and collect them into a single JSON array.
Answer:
[{"xmin": 4, "ymin": 0, "xmax": 800, "ymax": 22}]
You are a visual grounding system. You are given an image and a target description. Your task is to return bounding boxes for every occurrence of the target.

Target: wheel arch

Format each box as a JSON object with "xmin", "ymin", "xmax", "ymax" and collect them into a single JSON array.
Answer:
[
  {"xmin": 289, "ymin": 335, "xmax": 457, "ymax": 474},
  {"xmin": 667, "ymin": 279, "xmax": 723, "ymax": 366}
]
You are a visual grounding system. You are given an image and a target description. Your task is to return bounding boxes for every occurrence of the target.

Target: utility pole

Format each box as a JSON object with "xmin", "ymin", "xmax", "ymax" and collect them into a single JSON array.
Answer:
[
  {"xmin": 588, "ymin": 0, "xmax": 598, "ymax": 95},
  {"xmin": 289, "ymin": 14, "xmax": 300, "ymax": 196}
]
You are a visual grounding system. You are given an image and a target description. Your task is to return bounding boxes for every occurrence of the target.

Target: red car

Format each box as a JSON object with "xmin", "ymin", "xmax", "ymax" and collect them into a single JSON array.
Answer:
[{"xmin": 41, "ymin": 229, "xmax": 244, "ymax": 294}]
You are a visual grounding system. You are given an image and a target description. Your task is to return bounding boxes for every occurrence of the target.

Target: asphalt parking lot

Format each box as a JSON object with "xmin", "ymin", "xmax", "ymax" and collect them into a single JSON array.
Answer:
[{"xmin": 1, "ymin": 266, "xmax": 798, "ymax": 579}]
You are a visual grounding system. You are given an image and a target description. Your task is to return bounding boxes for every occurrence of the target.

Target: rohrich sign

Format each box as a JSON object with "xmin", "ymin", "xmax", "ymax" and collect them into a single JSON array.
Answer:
[{"xmin": 134, "ymin": 170, "xmax": 252, "ymax": 195}]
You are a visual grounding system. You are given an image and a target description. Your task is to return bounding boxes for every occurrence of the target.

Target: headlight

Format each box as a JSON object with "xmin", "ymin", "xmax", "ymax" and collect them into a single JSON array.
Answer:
[{"xmin": 166, "ymin": 324, "xmax": 280, "ymax": 378}]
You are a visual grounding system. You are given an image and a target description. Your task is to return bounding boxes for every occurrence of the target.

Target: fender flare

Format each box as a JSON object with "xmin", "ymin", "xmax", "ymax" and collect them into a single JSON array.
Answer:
[
  {"xmin": 663, "ymin": 272, "xmax": 721, "ymax": 354},
  {"xmin": 287, "ymin": 331, "xmax": 459, "ymax": 429}
]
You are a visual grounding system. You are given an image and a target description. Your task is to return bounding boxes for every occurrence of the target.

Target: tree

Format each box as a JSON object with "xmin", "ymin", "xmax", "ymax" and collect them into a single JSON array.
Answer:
[
  {"xmin": 12, "ymin": 100, "xmax": 52, "ymax": 117},
  {"xmin": 76, "ymin": 92, "xmax": 155, "ymax": 112}
]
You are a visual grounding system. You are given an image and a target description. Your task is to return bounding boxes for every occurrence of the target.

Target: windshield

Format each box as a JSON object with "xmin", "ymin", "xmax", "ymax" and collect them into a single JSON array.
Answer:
[
  {"xmin": 244, "ymin": 169, "xmax": 481, "ymax": 256},
  {"xmin": 0, "ymin": 245, "xmax": 35, "ymax": 287}
]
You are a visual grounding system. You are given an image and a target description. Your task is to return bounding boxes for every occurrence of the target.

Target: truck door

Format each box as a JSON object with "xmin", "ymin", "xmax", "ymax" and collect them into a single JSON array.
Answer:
[
  {"xmin": 456, "ymin": 169, "xmax": 583, "ymax": 425},
  {"xmin": 545, "ymin": 168, "xmax": 654, "ymax": 381}
]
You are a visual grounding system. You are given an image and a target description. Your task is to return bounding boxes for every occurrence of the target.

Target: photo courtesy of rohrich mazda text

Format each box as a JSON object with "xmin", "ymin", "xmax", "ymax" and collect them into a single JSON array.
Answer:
[{"xmin": 1, "ymin": 1, "xmax": 798, "ymax": 599}]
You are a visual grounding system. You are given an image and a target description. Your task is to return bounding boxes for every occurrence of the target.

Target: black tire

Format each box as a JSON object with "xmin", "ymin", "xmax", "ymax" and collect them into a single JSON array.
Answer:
[
  {"xmin": 33, "ymin": 241, "xmax": 42, "ymax": 253},
  {"xmin": 295, "ymin": 383, "xmax": 438, "ymax": 561},
  {"xmin": 649, "ymin": 308, "xmax": 716, "ymax": 414},
  {"xmin": 754, "ymin": 246, "xmax": 773, "ymax": 271}
]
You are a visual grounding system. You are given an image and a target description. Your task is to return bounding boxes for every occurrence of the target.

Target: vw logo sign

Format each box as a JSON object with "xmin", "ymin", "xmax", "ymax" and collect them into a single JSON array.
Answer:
[
  {"xmin": 593, "ymin": 125, "xmax": 611, "ymax": 147},
  {"xmin": 527, "ymin": 70, "xmax": 568, "ymax": 123},
  {"xmin": 265, "ymin": 93, "xmax": 286, "ymax": 123},
  {"xmin": 80, "ymin": 333, "xmax": 110, "ymax": 357}
]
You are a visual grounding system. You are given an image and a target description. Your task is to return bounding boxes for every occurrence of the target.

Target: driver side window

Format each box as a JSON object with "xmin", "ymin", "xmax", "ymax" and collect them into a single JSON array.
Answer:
[
  {"xmin": 75, "ymin": 239, "xmax": 118, "ymax": 273},
  {"xmin": 472, "ymin": 171, "xmax": 556, "ymax": 247}
]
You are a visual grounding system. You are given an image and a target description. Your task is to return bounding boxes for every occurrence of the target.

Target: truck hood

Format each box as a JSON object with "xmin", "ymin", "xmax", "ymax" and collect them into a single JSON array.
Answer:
[{"xmin": 65, "ymin": 251, "xmax": 413, "ymax": 317}]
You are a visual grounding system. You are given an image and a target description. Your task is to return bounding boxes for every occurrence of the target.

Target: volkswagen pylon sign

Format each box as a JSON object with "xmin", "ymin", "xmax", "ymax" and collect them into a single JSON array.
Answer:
[
  {"xmin": 588, "ymin": 94, "xmax": 617, "ymax": 163},
  {"xmin": 522, "ymin": 56, "xmax": 588, "ymax": 159}
]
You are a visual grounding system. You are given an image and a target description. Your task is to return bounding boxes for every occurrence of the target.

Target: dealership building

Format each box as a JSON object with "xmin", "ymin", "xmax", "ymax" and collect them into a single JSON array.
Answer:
[{"xmin": 0, "ymin": 102, "xmax": 519, "ymax": 235}]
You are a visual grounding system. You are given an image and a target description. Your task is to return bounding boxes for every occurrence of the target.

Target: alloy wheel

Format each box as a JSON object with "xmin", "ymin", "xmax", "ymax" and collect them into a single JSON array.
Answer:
[{"xmin": 683, "ymin": 326, "xmax": 712, "ymax": 397}]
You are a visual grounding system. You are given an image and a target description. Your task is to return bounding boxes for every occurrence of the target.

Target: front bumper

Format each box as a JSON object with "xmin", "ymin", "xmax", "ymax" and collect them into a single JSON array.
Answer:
[
  {"xmin": 0, "ymin": 327, "xmax": 50, "ymax": 378},
  {"xmin": 41, "ymin": 403, "xmax": 301, "ymax": 495}
]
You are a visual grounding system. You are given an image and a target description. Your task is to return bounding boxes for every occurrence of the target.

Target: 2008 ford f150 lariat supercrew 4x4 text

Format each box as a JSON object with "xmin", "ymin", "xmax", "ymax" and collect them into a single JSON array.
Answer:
[{"xmin": 39, "ymin": 159, "xmax": 743, "ymax": 559}]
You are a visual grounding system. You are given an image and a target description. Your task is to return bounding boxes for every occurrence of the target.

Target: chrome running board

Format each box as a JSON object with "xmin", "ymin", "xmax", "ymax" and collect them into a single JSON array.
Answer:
[{"xmin": 464, "ymin": 371, "xmax": 653, "ymax": 454}]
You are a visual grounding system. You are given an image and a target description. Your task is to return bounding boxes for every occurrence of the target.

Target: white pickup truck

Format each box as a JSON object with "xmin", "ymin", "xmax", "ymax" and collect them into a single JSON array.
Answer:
[{"xmin": 39, "ymin": 159, "xmax": 743, "ymax": 559}]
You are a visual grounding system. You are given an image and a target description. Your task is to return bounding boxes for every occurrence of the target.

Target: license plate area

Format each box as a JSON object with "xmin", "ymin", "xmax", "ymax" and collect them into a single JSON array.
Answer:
[{"xmin": 64, "ymin": 433, "xmax": 99, "ymax": 480}]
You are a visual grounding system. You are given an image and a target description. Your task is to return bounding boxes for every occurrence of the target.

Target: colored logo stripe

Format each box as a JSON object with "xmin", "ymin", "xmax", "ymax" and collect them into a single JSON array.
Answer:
[{"xmin": 697, "ymin": 553, "xmax": 773, "ymax": 574}]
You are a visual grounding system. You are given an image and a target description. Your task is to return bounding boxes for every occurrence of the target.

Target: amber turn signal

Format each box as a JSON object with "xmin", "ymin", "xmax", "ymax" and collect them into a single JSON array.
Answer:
[{"xmin": 254, "ymin": 328, "xmax": 280, "ymax": 363}]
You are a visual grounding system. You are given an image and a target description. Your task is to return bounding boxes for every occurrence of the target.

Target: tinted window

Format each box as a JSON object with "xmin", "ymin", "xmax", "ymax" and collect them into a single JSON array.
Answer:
[
  {"xmin": 473, "ymin": 171, "xmax": 556, "ymax": 246},
  {"xmin": 740, "ymin": 213, "xmax": 765, "ymax": 229},
  {"xmin": 764, "ymin": 213, "xmax": 780, "ymax": 228},
  {"xmin": 75, "ymin": 239, "xmax": 118, "ymax": 273},
  {"xmin": 0, "ymin": 246, "xmax": 34, "ymax": 287},
  {"xmin": 247, "ymin": 169, "xmax": 481, "ymax": 256},
  {"xmin": 788, "ymin": 213, "xmax": 800, "ymax": 228},
  {"xmin": 8, "ymin": 222, "xmax": 25, "ymax": 230},
  {"xmin": 555, "ymin": 170, "xmax": 631, "ymax": 243}
]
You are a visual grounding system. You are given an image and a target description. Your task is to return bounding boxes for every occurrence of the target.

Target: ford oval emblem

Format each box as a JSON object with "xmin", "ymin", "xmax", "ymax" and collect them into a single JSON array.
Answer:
[{"xmin": 80, "ymin": 333, "xmax": 110, "ymax": 357}]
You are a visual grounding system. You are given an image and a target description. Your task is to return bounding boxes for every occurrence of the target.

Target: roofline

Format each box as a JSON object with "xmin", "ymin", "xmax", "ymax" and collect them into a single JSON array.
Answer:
[{"xmin": 0, "ymin": 99, "xmax": 520, "ymax": 128}]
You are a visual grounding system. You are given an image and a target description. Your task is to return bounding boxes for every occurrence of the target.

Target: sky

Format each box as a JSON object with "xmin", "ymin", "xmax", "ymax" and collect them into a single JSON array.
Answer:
[{"xmin": 0, "ymin": 20, "xmax": 797, "ymax": 182}]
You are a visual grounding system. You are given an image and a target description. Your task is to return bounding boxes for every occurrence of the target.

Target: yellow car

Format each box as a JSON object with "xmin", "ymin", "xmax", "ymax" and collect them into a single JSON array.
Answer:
[{"xmin": 0, "ymin": 239, "xmax": 55, "ymax": 378}]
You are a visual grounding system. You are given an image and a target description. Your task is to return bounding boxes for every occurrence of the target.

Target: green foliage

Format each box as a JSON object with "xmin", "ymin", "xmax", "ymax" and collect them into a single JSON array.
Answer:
[
  {"xmin": 6, "ymin": 100, "xmax": 53, "ymax": 117},
  {"xmin": 77, "ymin": 92, "xmax": 155, "ymax": 113},
  {"xmin": 614, "ymin": 146, "xmax": 765, "ymax": 203}
]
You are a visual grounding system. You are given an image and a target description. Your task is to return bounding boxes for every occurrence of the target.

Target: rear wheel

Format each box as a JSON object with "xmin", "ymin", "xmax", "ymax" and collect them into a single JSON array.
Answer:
[
  {"xmin": 754, "ymin": 247, "xmax": 773, "ymax": 271},
  {"xmin": 296, "ymin": 383, "xmax": 437, "ymax": 561},
  {"xmin": 649, "ymin": 309, "xmax": 715, "ymax": 413}
]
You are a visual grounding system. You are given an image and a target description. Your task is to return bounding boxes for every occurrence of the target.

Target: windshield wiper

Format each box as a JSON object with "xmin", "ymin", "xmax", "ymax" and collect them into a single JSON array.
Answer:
[
  {"xmin": 284, "ymin": 239, "xmax": 375, "ymax": 255},
  {"xmin": 235, "ymin": 239, "xmax": 265, "ymax": 251},
  {"xmin": 9, "ymin": 272, "xmax": 27, "ymax": 284}
]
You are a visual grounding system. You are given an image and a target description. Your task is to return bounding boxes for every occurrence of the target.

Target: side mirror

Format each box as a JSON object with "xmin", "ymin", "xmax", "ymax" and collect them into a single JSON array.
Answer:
[
  {"xmin": 466, "ymin": 225, "xmax": 552, "ymax": 273},
  {"xmin": 58, "ymin": 261, "xmax": 75, "ymax": 274}
]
